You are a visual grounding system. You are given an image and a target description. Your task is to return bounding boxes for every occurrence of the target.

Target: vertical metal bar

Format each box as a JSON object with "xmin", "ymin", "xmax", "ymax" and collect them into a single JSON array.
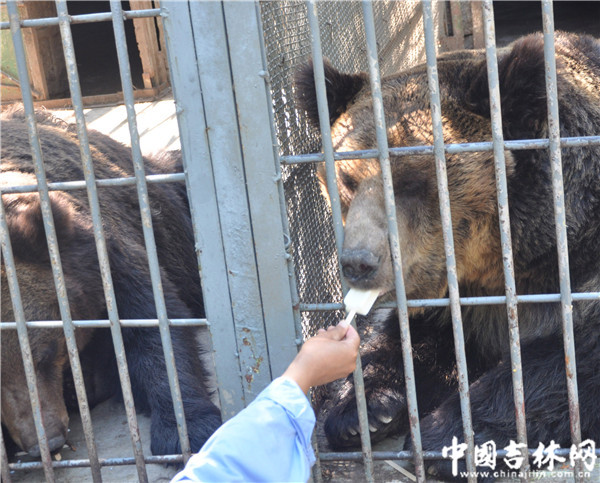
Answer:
[
  {"xmin": 109, "ymin": 0, "xmax": 191, "ymax": 461},
  {"xmin": 160, "ymin": 1, "xmax": 246, "ymax": 420},
  {"xmin": 5, "ymin": 4, "xmax": 58, "ymax": 480},
  {"xmin": 0, "ymin": 201, "xmax": 54, "ymax": 482},
  {"xmin": 7, "ymin": 2, "xmax": 113, "ymax": 479},
  {"xmin": 304, "ymin": 0, "xmax": 346, "ymax": 259},
  {"xmin": 36, "ymin": 1, "xmax": 149, "ymax": 478},
  {"xmin": 480, "ymin": 3, "xmax": 529, "ymax": 480},
  {"xmin": 305, "ymin": 2, "xmax": 374, "ymax": 481},
  {"xmin": 540, "ymin": 2, "xmax": 583, "ymax": 481},
  {"xmin": 0, "ymin": 404, "xmax": 14, "ymax": 483},
  {"xmin": 360, "ymin": 2, "xmax": 425, "ymax": 481},
  {"xmin": 421, "ymin": 1, "xmax": 476, "ymax": 479}
]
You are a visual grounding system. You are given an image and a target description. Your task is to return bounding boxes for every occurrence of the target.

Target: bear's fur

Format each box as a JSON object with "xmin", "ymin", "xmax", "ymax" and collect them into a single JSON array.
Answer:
[
  {"xmin": 0, "ymin": 107, "xmax": 221, "ymax": 458},
  {"xmin": 296, "ymin": 32, "xmax": 600, "ymax": 480}
]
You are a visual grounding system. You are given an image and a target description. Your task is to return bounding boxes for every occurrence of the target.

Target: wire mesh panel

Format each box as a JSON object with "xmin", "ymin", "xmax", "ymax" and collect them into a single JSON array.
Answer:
[{"xmin": 260, "ymin": 0, "xmax": 439, "ymax": 340}]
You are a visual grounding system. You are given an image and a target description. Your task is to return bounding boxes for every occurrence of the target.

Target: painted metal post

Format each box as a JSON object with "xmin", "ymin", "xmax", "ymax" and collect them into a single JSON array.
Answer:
[
  {"xmin": 161, "ymin": 0, "xmax": 297, "ymax": 418},
  {"xmin": 160, "ymin": 1, "xmax": 246, "ymax": 419},
  {"xmin": 221, "ymin": 0, "xmax": 298, "ymax": 380},
  {"xmin": 184, "ymin": 0, "xmax": 271, "ymax": 402}
]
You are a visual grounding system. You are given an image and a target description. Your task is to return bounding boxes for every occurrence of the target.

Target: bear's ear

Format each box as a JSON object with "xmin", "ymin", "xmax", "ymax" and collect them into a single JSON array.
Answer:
[
  {"xmin": 2, "ymin": 175, "xmax": 75, "ymax": 263},
  {"xmin": 465, "ymin": 34, "xmax": 548, "ymax": 140},
  {"xmin": 294, "ymin": 58, "xmax": 368, "ymax": 127}
]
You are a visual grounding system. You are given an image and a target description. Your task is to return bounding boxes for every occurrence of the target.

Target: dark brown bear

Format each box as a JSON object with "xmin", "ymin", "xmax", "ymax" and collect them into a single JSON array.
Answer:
[
  {"xmin": 1, "ymin": 108, "xmax": 221, "ymax": 458},
  {"xmin": 296, "ymin": 32, "xmax": 600, "ymax": 480}
]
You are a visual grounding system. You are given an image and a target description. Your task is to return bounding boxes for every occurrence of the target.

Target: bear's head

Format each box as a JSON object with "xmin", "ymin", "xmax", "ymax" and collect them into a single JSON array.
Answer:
[
  {"xmin": 1, "ymin": 173, "xmax": 96, "ymax": 456},
  {"xmin": 295, "ymin": 32, "xmax": 600, "ymax": 301}
]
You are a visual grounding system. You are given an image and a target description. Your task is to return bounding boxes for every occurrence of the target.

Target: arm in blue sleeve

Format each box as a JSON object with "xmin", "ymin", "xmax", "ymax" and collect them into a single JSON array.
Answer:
[{"xmin": 171, "ymin": 377, "xmax": 316, "ymax": 482}]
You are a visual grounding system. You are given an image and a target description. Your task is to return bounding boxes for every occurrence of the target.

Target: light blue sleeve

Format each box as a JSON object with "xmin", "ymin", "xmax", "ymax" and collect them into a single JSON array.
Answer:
[{"xmin": 171, "ymin": 377, "xmax": 316, "ymax": 483}]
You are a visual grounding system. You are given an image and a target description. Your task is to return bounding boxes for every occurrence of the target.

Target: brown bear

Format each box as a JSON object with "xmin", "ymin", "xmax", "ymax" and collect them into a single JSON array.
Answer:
[
  {"xmin": 1, "ymin": 107, "xmax": 221, "ymax": 458},
  {"xmin": 296, "ymin": 31, "xmax": 600, "ymax": 480}
]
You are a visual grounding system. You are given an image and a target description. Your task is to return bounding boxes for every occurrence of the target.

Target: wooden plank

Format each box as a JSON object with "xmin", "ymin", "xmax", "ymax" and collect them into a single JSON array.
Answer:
[
  {"xmin": 130, "ymin": 0, "xmax": 168, "ymax": 89},
  {"xmin": 1, "ymin": 85, "xmax": 168, "ymax": 109},
  {"xmin": 20, "ymin": 1, "xmax": 66, "ymax": 99}
]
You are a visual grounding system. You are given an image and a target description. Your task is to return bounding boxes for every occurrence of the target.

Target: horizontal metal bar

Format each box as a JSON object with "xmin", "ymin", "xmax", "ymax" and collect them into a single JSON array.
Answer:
[
  {"xmin": 8, "ymin": 454, "xmax": 183, "ymax": 471},
  {"xmin": 0, "ymin": 9, "xmax": 161, "ymax": 30},
  {"xmin": 318, "ymin": 448, "xmax": 600, "ymax": 461},
  {"xmin": 299, "ymin": 291, "xmax": 600, "ymax": 312},
  {"xmin": 7, "ymin": 442, "xmax": 598, "ymax": 470},
  {"xmin": 280, "ymin": 135, "xmax": 600, "ymax": 164},
  {"xmin": 13, "ymin": 447, "xmax": 598, "ymax": 469},
  {"xmin": 0, "ymin": 173, "xmax": 185, "ymax": 195},
  {"xmin": 0, "ymin": 318, "xmax": 209, "ymax": 329}
]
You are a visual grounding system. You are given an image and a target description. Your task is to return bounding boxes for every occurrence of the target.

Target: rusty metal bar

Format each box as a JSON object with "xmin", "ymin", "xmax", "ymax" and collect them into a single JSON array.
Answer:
[
  {"xmin": 1, "ymin": 173, "xmax": 185, "ymax": 195},
  {"xmin": 0, "ymin": 9, "xmax": 161, "ymax": 30},
  {"xmin": 305, "ymin": 1, "xmax": 374, "ymax": 480},
  {"xmin": 481, "ymin": 2, "xmax": 529, "ymax": 480},
  {"xmin": 298, "ymin": 291, "xmax": 600, "ymax": 312},
  {"xmin": 0, "ymin": 426, "xmax": 13, "ymax": 483},
  {"xmin": 109, "ymin": 0, "xmax": 191, "ymax": 462},
  {"xmin": 53, "ymin": 1, "xmax": 148, "ymax": 478},
  {"xmin": 0, "ymin": 318, "xmax": 208, "ymax": 330},
  {"xmin": 280, "ymin": 135, "xmax": 600, "ymax": 164},
  {"xmin": 421, "ymin": 1, "xmax": 476, "ymax": 479},
  {"xmin": 5, "ymin": 3, "xmax": 61, "ymax": 480},
  {"xmin": 7, "ymin": 32, "xmax": 105, "ymax": 483},
  {"xmin": 540, "ymin": 2, "xmax": 583, "ymax": 481},
  {"xmin": 8, "ymin": 454, "xmax": 183, "ymax": 471},
  {"xmin": 318, "ymin": 447, "xmax": 600, "ymax": 461},
  {"xmin": 361, "ymin": 1, "xmax": 425, "ymax": 480},
  {"xmin": 0, "ymin": 198, "xmax": 54, "ymax": 482}
]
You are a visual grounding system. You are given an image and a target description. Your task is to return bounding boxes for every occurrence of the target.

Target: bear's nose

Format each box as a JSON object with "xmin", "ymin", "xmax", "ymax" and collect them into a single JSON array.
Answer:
[{"xmin": 340, "ymin": 249, "xmax": 380, "ymax": 283}]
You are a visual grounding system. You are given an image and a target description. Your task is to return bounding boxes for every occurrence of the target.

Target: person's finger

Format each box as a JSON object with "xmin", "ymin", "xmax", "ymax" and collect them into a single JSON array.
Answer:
[
  {"xmin": 321, "ymin": 323, "xmax": 349, "ymax": 341},
  {"xmin": 342, "ymin": 324, "xmax": 360, "ymax": 348},
  {"xmin": 317, "ymin": 328, "xmax": 326, "ymax": 334}
]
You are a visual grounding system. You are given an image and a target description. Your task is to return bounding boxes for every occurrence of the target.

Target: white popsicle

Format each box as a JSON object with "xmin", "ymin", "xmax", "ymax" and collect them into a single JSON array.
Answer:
[{"xmin": 340, "ymin": 288, "xmax": 380, "ymax": 327}]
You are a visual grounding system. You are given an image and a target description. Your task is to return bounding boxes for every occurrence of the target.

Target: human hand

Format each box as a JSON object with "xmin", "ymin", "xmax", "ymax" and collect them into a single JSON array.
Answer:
[{"xmin": 282, "ymin": 323, "xmax": 360, "ymax": 394}]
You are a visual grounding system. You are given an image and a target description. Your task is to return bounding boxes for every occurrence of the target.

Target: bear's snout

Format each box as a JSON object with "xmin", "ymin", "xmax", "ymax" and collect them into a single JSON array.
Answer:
[{"xmin": 340, "ymin": 249, "xmax": 381, "ymax": 284}]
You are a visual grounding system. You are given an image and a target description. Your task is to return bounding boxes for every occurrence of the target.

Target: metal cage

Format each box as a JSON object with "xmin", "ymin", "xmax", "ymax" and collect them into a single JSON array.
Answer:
[{"xmin": 1, "ymin": 1, "xmax": 599, "ymax": 482}]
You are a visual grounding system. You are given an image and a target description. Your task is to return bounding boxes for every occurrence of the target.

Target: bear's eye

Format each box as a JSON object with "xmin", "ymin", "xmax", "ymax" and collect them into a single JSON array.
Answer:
[{"xmin": 339, "ymin": 169, "xmax": 359, "ymax": 193}]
